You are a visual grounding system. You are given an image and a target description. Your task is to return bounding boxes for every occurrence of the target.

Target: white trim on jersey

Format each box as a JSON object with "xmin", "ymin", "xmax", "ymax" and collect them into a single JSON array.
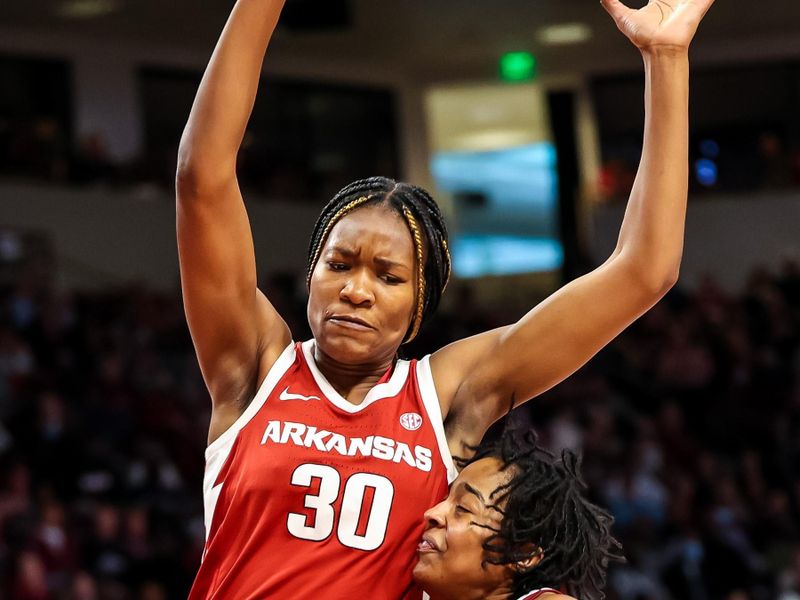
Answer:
[
  {"xmin": 517, "ymin": 588, "xmax": 560, "ymax": 599},
  {"xmin": 416, "ymin": 355, "xmax": 459, "ymax": 483},
  {"xmin": 201, "ymin": 341, "xmax": 297, "ymax": 542},
  {"xmin": 301, "ymin": 339, "xmax": 411, "ymax": 414},
  {"xmin": 424, "ymin": 588, "xmax": 559, "ymax": 600}
]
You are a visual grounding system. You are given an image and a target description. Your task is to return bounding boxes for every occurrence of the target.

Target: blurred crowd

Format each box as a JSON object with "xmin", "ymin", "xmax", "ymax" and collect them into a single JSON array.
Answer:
[
  {"xmin": 598, "ymin": 132, "xmax": 800, "ymax": 202},
  {"xmin": 0, "ymin": 257, "xmax": 799, "ymax": 600},
  {"xmin": 0, "ymin": 119, "xmax": 126, "ymax": 189},
  {"xmin": 0, "ymin": 115, "xmax": 392, "ymax": 202},
  {"xmin": 5, "ymin": 114, "xmax": 800, "ymax": 204}
]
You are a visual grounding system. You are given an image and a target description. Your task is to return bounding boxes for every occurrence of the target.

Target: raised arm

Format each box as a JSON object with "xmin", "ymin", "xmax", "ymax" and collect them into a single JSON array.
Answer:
[
  {"xmin": 433, "ymin": 0, "xmax": 715, "ymax": 453},
  {"xmin": 176, "ymin": 0, "xmax": 291, "ymax": 443}
]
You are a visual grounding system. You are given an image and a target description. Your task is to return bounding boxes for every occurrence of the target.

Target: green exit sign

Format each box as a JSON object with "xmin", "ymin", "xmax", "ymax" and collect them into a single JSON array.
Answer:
[{"xmin": 500, "ymin": 52, "xmax": 537, "ymax": 82}]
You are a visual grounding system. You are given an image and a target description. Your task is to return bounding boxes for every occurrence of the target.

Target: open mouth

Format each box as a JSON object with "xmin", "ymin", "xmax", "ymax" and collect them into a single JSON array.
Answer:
[{"xmin": 417, "ymin": 534, "xmax": 440, "ymax": 553}]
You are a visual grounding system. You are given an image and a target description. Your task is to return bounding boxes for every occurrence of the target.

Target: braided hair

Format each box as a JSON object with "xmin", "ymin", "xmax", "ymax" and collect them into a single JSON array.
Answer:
[
  {"xmin": 306, "ymin": 176, "xmax": 451, "ymax": 343},
  {"xmin": 464, "ymin": 426, "xmax": 623, "ymax": 600}
]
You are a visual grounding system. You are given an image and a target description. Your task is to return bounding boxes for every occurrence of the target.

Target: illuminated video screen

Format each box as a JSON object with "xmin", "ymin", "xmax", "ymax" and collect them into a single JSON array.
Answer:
[{"xmin": 426, "ymin": 84, "xmax": 562, "ymax": 278}]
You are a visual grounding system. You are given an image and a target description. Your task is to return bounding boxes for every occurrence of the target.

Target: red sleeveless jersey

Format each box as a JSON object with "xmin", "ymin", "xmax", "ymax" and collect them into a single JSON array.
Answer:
[{"xmin": 189, "ymin": 341, "xmax": 457, "ymax": 600}]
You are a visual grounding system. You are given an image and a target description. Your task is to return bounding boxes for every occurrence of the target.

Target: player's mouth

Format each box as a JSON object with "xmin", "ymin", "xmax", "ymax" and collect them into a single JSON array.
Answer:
[
  {"xmin": 327, "ymin": 314, "xmax": 375, "ymax": 331},
  {"xmin": 417, "ymin": 533, "xmax": 441, "ymax": 553}
]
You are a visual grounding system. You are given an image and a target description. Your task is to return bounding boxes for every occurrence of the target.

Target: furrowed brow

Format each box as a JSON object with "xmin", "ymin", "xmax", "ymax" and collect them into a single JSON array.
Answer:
[
  {"xmin": 374, "ymin": 256, "xmax": 407, "ymax": 270},
  {"xmin": 328, "ymin": 246, "xmax": 357, "ymax": 257}
]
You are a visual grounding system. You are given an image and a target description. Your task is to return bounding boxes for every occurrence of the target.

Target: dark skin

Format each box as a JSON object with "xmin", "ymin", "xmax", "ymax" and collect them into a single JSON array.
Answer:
[
  {"xmin": 177, "ymin": 0, "xmax": 714, "ymax": 460},
  {"xmin": 413, "ymin": 458, "xmax": 571, "ymax": 600},
  {"xmin": 306, "ymin": 205, "xmax": 417, "ymax": 397}
]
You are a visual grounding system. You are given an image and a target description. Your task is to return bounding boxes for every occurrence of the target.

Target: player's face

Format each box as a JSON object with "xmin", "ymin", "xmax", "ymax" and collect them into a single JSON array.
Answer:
[
  {"xmin": 307, "ymin": 205, "xmax": 417, "ymax": 365},
  {"xmin": 413, "ymin": 458, "xmax": 516, "ymax": 600}
]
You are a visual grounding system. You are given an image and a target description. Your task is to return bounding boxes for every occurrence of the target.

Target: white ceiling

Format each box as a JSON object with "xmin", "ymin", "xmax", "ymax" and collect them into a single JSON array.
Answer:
[{"xmin": 3, "ymin": 0, "xmax": 800, "ymax": 81}]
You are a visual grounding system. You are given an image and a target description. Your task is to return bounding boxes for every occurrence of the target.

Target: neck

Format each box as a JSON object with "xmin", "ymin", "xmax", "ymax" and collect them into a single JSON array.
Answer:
[{"xmin": 312, "ymin": 344, "xmax": 395, "ymax": 405}]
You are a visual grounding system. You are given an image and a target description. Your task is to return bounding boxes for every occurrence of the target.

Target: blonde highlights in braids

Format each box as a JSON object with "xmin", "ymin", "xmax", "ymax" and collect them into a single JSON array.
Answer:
[
  {"xmin": 401, "ymin": 206, "xmax": 426, "ymax": 343},
  {"xmin": 440, "ymin": 238, "xmax": 452, "ymax": 292}
]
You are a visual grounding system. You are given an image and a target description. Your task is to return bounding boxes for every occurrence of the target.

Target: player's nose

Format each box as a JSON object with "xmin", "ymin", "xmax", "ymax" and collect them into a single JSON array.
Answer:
[
  {"xmin": 423, "ymin": 500, "xmax": 447, "ymax": 528},
  {"xmin": 340, "ymin": 269, "xmax": 375, "ymax": 306}
]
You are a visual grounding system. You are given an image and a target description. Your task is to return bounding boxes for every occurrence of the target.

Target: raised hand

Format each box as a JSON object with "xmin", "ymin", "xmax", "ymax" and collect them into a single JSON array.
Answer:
[{"xmin": 601, "ymin": 0, "xmax": 715, "ymax": 52}]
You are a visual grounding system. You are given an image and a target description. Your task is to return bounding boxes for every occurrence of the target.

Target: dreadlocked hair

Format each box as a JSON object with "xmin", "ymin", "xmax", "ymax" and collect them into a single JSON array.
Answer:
[
  {"xmin": 306, "ymin": 176, "xmax": 451, "ymax": 343},
  {"xmin": 466, "ymin": 425, "xmax": 623, "ymax": 600}
]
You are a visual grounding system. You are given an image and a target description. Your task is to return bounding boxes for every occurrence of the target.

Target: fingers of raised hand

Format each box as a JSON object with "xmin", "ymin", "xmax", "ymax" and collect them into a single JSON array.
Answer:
[
  {"xmin": 666, "ymin": 0, "xmax": 715, "ymax": 21},
  {"xmin": 689, "ymin": 0, "xmax": 716, "ymax": 20},
  {"xmin": 599, "ymin": 0, "xmax": 629, "ymax": 23},
  {"xmin": 660, "ymin": 0, "xmax": 715, "ymax": 32}
]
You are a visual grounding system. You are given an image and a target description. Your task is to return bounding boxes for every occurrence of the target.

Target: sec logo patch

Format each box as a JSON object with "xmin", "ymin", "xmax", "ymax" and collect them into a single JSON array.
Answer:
[{"xmin": 400, "ymin": 412, "xmax": 423, "ymax": 431}]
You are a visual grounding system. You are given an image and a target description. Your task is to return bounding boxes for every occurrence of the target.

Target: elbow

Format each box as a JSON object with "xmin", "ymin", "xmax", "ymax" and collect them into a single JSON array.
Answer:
[
  {"xmin": 175, "ymin": 157, "xmax": 203, "ymax": 199},
  {"xmin": 175, "ymin": 132, "xmax": 197, "ymax": 181},
  {"xmin": 175, "ymin": 121, "xmax": 238, "ymax": 200},
  {"xmin": 175, "ymin": 151, "xmax": 233, "ymax": 201},
  {"xmin": 640, "ymin": 264, "xmax": 680, "ymax": 299},
  {"xmin": 617, "ymin": 252, "xmax": 680, "ymax": 300},
  {"xmin": 175, "ymin": 145, "xmax": 207, "ymax": 197},
  {"xmin": 654, "ymin": 266, "xmax": 680, "ymax": 296}
]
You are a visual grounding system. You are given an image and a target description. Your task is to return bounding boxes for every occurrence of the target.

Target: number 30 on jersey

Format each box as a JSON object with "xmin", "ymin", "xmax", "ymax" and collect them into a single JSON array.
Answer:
[{"xmin": 287, "ymin": 463, "xmax": 394, "ymax": 551}]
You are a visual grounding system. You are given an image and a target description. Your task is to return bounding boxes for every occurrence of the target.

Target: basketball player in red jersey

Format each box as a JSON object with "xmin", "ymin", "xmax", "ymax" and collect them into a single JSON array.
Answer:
[{"xmin": 176, "ymin": 0, "xmax": 713, "ymax": 597}]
